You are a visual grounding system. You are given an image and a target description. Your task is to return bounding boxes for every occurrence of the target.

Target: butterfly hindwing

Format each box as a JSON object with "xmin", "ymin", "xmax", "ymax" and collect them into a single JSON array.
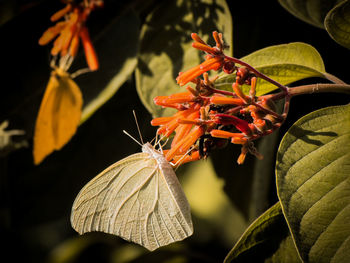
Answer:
[{"xmin": 71, "ymin": 145, "xmax": 193, "ymax": 251}]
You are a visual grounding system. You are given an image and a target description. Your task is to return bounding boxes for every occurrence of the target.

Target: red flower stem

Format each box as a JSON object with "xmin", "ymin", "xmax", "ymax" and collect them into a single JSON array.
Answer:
[
  {"xmin": 214, "ymin": 114, "xmax": 252, "ymax": 135},
  {"xmin": 205, "ymin": 85, "xmax": 236, "ymax": 96},
  {"xmin": 282, "ymin": 95, "xmax": 291, "ymax": 119},
  {"xmin": 251, "ymin": 101, "xmax": 283, "ymax": 120},
  {"xmin": 224, "ymin": 55, "xmax": 288, "ymax": 93},
  {"xmin": 225, "ymin": 106, "xmax": 243, "ymax": 114}
]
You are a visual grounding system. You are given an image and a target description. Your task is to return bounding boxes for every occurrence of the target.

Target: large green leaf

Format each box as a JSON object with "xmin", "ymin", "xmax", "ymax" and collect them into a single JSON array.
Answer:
[
  {"xmin": 278, "ymin": 0, "xmax": 342, "ymax": 28},
  {"xmin": 215, "ymin": 42, "xmax": 326, "ymax": 96},
  {"xmin": 276, "ymin": 104, "xmax": 350, "ymax": 263},
  {"xmin": 135, "ymin": 0, "xmax": 233, "ymax": 117},
  {"xmin": 325, "ymin": 0, "xmax": 350, "ymax": 49},
  {"xmin": 224, "ymin": 202, "xmax": 301, "ymax": 263},
  {"xmin": 79, "ymin": 11, "xmax": 140, "ymax": 123}
]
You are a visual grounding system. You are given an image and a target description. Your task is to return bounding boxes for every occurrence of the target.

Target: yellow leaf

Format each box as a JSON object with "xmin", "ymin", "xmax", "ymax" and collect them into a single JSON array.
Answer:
[{"xmin": 33, "ymin": 68, "xmax": 82, "ymax": 165}]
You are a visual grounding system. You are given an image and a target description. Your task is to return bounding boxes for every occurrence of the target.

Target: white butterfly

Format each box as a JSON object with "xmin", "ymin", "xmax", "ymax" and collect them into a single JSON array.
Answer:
[{"xmin": 70, "ymin": 138, "xmax": 193, "ymax": 251}]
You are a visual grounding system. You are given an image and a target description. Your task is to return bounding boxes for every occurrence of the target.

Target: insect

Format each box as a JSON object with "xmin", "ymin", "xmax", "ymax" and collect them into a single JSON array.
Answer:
[
  {"xmin": 33, "ymin": 57, "xmax": 83, "ymax": 165},
  {"xmin": 70, "ymin": 114, "xmax": 193, "ymax": 251}
]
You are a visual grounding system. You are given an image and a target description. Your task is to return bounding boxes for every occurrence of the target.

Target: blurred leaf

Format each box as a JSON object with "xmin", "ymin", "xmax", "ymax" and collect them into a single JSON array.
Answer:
[
  {"xmin": 0, "ymin": 120, "xmax": 27, "ymax": 157},
  {"xmin": 325, "ymin": 0, "xmax": 350, "ymax": 49},
  {"xmin": 278, "ymin": 0, "xmax": 341, "ymax": 28},
  {"xmin": 215, "ymin": 42, "xmax": 326, "ymax": 96},
  {"xmin": 224, "ymin": 202, "xmax": 301, "ymax": 263},
  {"xmin": 79, "ymin": 10, "xmax": 140, "ymax": 123},
  {"xmin": 47, "ymin": 233, "xmax": 130, "ymax": 263},
  {"xmin": 135, "ymin": 0, "xmax": 233, "ymax": 117},
  {"xmin": 276, "ymin": 104, "xmax": 350, "ymax": 263},
  {"xmin": 181, "ymin": 158, "xmax": 247, "ymax": 247}
]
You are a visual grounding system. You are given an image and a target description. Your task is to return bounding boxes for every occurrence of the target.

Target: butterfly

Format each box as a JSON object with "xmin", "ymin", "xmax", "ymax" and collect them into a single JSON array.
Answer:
[
  {"xmin": 70, "ymin": 126, "xmax": 193, "ymax": 251},
  {"xmin": 33, "ymin": 57, "xmax": 83, "ymax": 165}
]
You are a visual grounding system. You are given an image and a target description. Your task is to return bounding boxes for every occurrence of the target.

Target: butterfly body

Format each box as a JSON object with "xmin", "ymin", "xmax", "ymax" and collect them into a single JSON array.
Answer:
[{"xmin": 71, "ymin": 143, "xmax": 193, "ymax": 251}]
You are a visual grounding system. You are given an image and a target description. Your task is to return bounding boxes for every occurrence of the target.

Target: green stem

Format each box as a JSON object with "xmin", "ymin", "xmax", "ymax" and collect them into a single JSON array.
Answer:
[
  {"xmin": 288, "ymin": 83, "xmax": 350, "ymax": 96},
  {"xmin": 262, "ymin": 83, "xmax": 350, "ymax": 101}
]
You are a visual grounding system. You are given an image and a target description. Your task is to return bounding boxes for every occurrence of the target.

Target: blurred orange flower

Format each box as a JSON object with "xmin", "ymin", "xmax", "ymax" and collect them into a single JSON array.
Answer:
[{"xmin": 39, "ymin": 0, "xmax": 103, "ymax": 71}]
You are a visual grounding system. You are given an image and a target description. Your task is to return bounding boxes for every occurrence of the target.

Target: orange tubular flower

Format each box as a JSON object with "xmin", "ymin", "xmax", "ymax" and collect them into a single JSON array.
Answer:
[
  {"xmin": 176, "ymin": 56, "xmax": 224, "ymax": 86},
  {"xmin": 237, "ymin": 146, "xmax": 248, "ymax": 165},
  {"xmin": 210, "ymin": 96, "xmax": 245, "ymax": 105},
  {"xmin": 50, "ymin": 3, "xmax": 72, "ymax": 21},
  {"xmin": 232, "ymin": 82, "xmax": 250, "ymax": 103},
  {"xmin": 39, "ymin": 1, "xmax": 102, "ymax": 71},
  {"xmin": 176, "ymin": 31, "xmax": 226, "ymax": 86},
  {"xmin": 80, "ymin": 26, "xmax": 99, "ymax": 70},
  {"xmin": 171, "ymin": 111, "xmax": 199, "ymax": 148},
  {"xmin": 154, "ymin": 91, "xmax": 195, "ymax": 105},
  {"xmin": 152, "ymin": 105, "xmax": 200, "ymax": 137},
  {"xmin": 165, "ymin": 125, "xmax": 205, "ymax": 161},
  {"xmin": 151, "ymin": 31, "xmax": 287, "ymax": 165},
  {"xmin": 210, "ymin": 130, "xmax": 244, "ymax": 139}
]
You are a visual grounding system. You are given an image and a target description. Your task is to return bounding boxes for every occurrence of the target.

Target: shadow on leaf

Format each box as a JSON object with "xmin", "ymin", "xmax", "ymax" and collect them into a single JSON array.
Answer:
[{"xmin": 287, "ymin": 125, "xmax": 337, "ymax": 146}]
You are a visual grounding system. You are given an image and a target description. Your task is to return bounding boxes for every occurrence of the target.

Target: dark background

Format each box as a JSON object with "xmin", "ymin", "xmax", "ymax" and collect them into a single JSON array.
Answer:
[{"xmin": 0, "ymin": 0, "xmax": 349, "ymax": 262}]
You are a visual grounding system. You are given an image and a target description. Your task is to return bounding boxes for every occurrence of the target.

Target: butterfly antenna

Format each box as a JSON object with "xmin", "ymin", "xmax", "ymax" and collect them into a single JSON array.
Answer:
[
  {"xmin": 123, "ymin": 130, "xmax": 143, "ymax": 147},
  {"xmin": 173, "ymin": 146, "xmax": 195, "ymax": 171},
  {"xmin": 133, "ymin": 110, "xmax": 144, "ymax": 145}
]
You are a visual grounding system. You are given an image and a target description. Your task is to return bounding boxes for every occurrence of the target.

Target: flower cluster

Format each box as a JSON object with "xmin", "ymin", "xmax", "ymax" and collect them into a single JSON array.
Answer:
[
  {"xmin": 38, "ymin": 0, "xmax": 103, "ymax": 71},
  {"xmin": 151, "ymin": 32, "xmax": 287, "ymax": 165}
]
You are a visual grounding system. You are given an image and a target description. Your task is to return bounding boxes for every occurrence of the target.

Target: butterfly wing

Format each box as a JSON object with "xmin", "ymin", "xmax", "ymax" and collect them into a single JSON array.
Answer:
[
  {"xmin": 33, "ymin": 69, "xmax": 82, "ymax": 164},
  {"xmin": 71, "ymin": 151, "xmax": 193, "ymax": 251}
]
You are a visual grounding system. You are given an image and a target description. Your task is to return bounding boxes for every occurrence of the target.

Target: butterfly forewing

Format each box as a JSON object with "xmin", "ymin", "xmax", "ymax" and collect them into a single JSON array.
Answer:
[{"xmin": 71, "ymin": 144, "xmax": 193, "ymax": 251}]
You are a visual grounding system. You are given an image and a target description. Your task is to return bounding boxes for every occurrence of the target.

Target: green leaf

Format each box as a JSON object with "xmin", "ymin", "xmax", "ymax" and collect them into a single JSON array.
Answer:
[
  {"xmin": 325, "ymin": 0, "xmax": 350, "ymax": 49},
  {"xmin": 224, "ymin": 202, "xmax": 301, "ymax": 263},
  {"xmin": 215, "ymin": 42, "xmax": 326, "ymax": 96},
  {"xmin": 278, "ymin": 0, "xmax": 341, "ymax": 28},
  {"xmin": 135, "ymin": 0, "xmax": 233, "ymax": 117},
  {"xmin": 79, "ymin": 11, "xmax": 140, "ymax": 123},
  {"xmin": 276, "ymin": 104, "xmax": 350, "ymax": 263}
]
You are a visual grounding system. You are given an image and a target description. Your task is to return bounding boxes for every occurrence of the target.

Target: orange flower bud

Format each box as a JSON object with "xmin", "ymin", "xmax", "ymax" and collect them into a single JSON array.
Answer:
[
  {"xmin": 39, "ymin": 22, "xmax": 68, "ymax": 46},
  {"xmin": 50, "ymin": 4, "xmax": 72, "ymax": 22},
  {"xmin": 231, "ymin": 137, "xmax": 248, "ymax": 144},
  {"xmin": 210, "ymin": 96, "xmax": 245, "ymax": 105},
  {"xmin": 237, "ymin": 146, "xmax": 248, "ymax": 165},
  {"xmin": 210, "ymin": 130, "xmax": 243, "ymax": 139},
  {"xmin": 171, "ymin": 110, "xmax": 200, "ymax": 147},
  {"xmin": 192, "ymin": 42, "xmax": 217, "ymax": 54},
  {"xmin": 166, "ymin": 126, "xmax": 204, "ymax": 161},
  {"xmin": 151, "ymin": 116, "xmax": 175, "ymax": 126},
  {"xmin": 176, "ymin": 56, "xmax": 224, "ymax": 86},
  {"xmin": 232, "ymin": 82, "xmax": 250, "ymax": 103},
  {"xmin": 178, "ymin": 126, "xmax": 205, "ymax": 154},
  {"xmin": 80, "ymin": 26, "xmax": 99, "ymax": 71},
  {"xmin": 69, "ymin": 33, "xmax": 80, "ymax": 57},
  {"xmin": 191, "ymin": 33, "xmax": 206, "ymax": 45}
]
